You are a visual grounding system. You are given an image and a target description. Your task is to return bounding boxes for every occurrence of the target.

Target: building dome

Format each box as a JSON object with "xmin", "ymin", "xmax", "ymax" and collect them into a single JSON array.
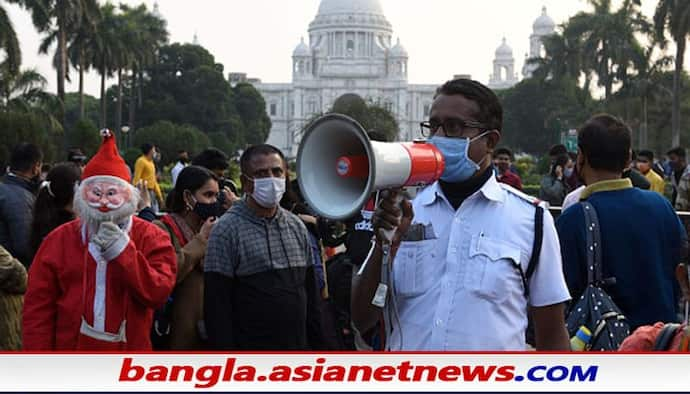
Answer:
[
  {"xmin": 317, "ymin": 0, "xmax": 384, "ymax": 15},
  {"xmin": 495, "ymin": 38, "xmax": 513, "ymax": 58},
  {"xmin": 293, "ymin": 37, "xmax": 311, "ymax": 57},
  {"xmin": 310, "ymin": 0, "xmax": 392, "ymax": 34},
  {"xmin": 390, "ymin": 38, "xmax": 408, "ymax": 57},
  {"xmin": 533, "ymin": 6, "xmax": 555, "ymax": 33}
]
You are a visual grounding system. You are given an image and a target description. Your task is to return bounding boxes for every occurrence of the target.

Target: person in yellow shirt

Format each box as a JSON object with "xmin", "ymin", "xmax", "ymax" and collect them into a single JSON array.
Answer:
[
  {"xmin": 133, "ymin": 143, "xmax": 164, "ymax": 211},
  {"xmin": 637, "ymin": 150, "xmax": 666, "ymax": 195}
]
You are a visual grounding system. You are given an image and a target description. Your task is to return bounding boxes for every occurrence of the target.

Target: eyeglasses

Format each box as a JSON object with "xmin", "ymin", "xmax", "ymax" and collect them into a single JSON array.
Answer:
[{"xmin": 420, "ymin": 118, "xmax": 489, "ymax": 138}]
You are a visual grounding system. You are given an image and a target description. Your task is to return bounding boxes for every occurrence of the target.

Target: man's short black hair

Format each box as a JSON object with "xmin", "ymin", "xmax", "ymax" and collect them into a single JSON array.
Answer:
[
  {"xmin": 435, "ymin": 78, "xmax": 503, "ymax": 131},
  {"xmin": 192, "ymin": 148, "xmax": 229, "ymax": 171},
  {"xmin": 9, "ymin": 143, "xmax": 43, "ymax": 173},
  {"xmin": 638, "ymin": 150, "xmax": 654, "ymax": 161},
  {"xmin": 667, "ymin": 147, "xmax": 686, "ymax": 159},
  {"xmin": 141, "ymin": 143, "xmax": 154, "ymax": 155},
  {"xmin": 240, "ymin": 144, "xmax": 285, "ymax": 175},
  {"xmin": 67, "ymin": 148, "xmax": 87, "ymax": 164},
  {"xmin": 578, "ymin": 114, "xmax": 631, "ymax": 173},
  {"xmin": 549, "ymin": 144, "xmax": 568, "ymax": 157},
  {"xmin": 494, "ymin": 147, "xmax": 513, "ymax": 159}
]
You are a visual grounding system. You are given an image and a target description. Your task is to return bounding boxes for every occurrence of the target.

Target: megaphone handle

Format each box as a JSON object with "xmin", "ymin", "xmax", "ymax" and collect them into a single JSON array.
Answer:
[{"xmin": 376, "ymin": 190, "xmax": 403, "ymax": 244}]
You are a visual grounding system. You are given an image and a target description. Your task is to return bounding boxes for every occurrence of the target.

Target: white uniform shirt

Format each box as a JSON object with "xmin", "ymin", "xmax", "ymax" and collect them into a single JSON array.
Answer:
[
  {"xmin": 171, "ymin": 161, "xmax": 186, "ymax": 187},
  {"xmin": 562, "ymin": 185, "xmax": 585, "ymax": 212},
  {"xmin": 385, "ymin": 176, "xmax": 570, "ymax": 350}
]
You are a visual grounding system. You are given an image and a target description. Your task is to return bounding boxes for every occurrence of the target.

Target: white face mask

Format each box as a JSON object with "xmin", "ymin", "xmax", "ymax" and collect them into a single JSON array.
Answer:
[{"xmin": 250, "ymin": 177, "xmax": 286, "ymax": 208}]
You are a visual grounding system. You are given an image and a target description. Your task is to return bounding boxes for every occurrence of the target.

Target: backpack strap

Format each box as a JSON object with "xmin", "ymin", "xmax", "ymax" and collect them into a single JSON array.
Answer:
[
  {"xmin": 515, "ymin": 201, "xmax": 544, "ymax": 299},
  {"xmin": 581, "ymin": 201, "xmax": 603, "ymax": 285},
  {"xmin": 525, "ymin": 202, "xmax": 544, "ymax": 299},
  {"xmin": 654, "ymin": 323, "xmax": 681, "ymax": 351}
]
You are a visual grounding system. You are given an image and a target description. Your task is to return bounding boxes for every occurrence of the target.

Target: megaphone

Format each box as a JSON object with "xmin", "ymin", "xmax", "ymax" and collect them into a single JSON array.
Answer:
[{"xmin": 297, "ymin": 114, "xmax": 445, "ymax": 220}]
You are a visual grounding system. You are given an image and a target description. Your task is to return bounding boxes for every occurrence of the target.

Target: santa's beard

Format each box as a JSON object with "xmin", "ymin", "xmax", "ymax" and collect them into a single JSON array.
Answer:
[{"xmin": 74, "ymin": 179, "xmax": 140, "ymax": 235}]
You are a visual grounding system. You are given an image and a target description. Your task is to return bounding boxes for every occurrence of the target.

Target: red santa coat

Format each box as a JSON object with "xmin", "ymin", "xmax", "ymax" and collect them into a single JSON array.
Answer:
[{"xmin": 23, "ymin": 216, "xmax": 176, "ymax": 350}]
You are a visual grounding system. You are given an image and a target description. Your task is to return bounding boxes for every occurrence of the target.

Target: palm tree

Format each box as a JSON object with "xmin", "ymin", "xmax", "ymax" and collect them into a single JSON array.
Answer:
[
  {"xmin": 0, "ymin": 68, "xmax": 62, "ymax": 134},
  {"xmin": 654, "ymin": 0, "xmax": 690, "ymax": 148},
  {"xmin": 116, "ymin": 4, "xmax": 167, "ymax": 134},
  {"xmin": 92, "ymin": 3, "xmax": 124, "ymax": 128},
  {"xmin": 1, "ymin": 68, "xmax": 46, "ymax": 107},
  {"xmin": 530, "ymin": 31, "xmax": 586, "ymax": 85},
  {"xmin": 565, "ymin": 0, "xmax": 649, "ymax": 99},
  {"xmin": 38, "ymin": 1, "xmax": 100, "ymax": 120},
  {"xmin": 0, "ymin": 3, "xmax": 21, "ymax": 78},
  {"xmin": 618, "ymin": 47, "xmax": 673, "ymax": 149},
  {"xmin": 8, "ymin": 0, "xmax": 99, "ymax": 128}
]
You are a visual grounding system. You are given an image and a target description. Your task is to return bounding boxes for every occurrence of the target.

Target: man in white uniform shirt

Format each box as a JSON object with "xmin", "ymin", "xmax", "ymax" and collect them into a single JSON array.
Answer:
[
  {"xmin": 170, "ymin": 150, "xmax": 189, "ymax": 187},
  {"xmin": 351, "ymin": 79, "xmax": 571, "ymax": 351}
]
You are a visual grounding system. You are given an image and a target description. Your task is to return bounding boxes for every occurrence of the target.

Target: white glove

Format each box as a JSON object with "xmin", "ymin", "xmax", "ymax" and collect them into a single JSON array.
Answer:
[{"xmin": 91, "ymin": 222, "xmax": 130, "ymax": 261}]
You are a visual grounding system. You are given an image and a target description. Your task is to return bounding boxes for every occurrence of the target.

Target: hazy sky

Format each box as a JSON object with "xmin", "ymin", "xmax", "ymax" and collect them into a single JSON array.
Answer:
[{"xmin": 6, "ymin": 0, "xmax": 682, "ymax": 97}]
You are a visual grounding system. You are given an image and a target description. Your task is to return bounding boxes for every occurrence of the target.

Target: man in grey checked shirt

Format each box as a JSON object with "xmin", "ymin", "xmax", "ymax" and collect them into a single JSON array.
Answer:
[{"xmin": 204, "ymin": 144, "xmax": 323, "ymax": 350}]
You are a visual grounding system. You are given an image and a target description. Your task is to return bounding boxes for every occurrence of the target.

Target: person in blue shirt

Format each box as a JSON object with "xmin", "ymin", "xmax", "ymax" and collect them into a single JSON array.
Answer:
[{"xmin": 556, "ymin": 114, "xmax": 687, "ymax": 329}]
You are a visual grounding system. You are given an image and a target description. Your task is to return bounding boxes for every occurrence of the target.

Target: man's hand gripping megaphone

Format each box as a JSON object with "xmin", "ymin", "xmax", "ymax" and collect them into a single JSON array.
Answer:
[{"xmin": 371, "ymin": 189, "xmax": 414, "ymax": 250}]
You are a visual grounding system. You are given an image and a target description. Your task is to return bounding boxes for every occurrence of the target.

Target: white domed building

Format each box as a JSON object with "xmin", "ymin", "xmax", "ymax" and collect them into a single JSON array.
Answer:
[
  {"xmin": 522, "ymin": 6, "xmax": 556, "ymax": 78},
  {"xmin": 488, "ymin": 38, "xmax": 518, "ymax": 90},
  {"xmin": 254, "ymin": 0, "xmax": 440, "ymax": 157}
]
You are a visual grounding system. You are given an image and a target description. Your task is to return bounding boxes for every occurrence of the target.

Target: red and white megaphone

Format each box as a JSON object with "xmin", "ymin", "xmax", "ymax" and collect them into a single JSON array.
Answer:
[{"xmin": 297, "ymin": 113, "xmax": 445, "ymax": 220}]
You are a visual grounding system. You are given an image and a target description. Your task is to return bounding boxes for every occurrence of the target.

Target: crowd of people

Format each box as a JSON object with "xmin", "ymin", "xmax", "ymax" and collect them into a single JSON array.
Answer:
[{"xmin": 0, "ymin": 78, "xmax": 688, "ymax": 352}]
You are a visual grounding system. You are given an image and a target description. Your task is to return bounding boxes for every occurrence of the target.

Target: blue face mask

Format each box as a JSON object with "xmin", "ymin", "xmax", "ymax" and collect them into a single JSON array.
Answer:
[{"xmin": 429, "ymin": 132, "xmax": 491, "ymax": 183}]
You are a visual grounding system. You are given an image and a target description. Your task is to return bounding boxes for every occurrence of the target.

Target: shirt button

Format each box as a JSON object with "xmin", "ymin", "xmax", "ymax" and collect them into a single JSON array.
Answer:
[{"xmin": 435, "ymin": 319, "xmax": 443, "ymax": 326}]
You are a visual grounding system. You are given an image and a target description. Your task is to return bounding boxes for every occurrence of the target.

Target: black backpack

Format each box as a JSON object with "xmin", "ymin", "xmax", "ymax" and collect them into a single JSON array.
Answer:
[{"xmin": 565, "ymin": 201, "xmax": 631, "ymax": 350}]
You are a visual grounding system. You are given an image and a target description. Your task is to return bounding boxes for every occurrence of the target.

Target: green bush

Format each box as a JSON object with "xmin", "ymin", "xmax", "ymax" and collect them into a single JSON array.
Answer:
[
  {"xmin": 523, "ymin": 184, "xmax": 541, "ymax": 197},
  {"xmin": 133, "ymin": 121, "xmax": 210, "ymax": 167},
  {"xmin": 0, "ymin": 111, "xmax": 59, "ymax": 166},
  {"xmin": 67, "ymin": 119, "xmax": 101, "ymax": 157}
]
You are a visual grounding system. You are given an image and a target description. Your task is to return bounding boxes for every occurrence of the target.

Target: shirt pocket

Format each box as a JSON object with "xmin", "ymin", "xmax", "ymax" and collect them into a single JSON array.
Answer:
[
  {"xmin": 392, "ymin": 239, "xmax": 436, "ymax": 297},
  {"xmin": 468, "ymin": 234, "xmax": 523, "ymax": 303}
]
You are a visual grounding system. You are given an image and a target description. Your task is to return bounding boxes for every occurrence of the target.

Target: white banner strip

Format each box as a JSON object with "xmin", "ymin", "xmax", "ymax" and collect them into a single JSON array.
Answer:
[{"xmin": 0, "ymin": 353, "xmax": 688, "ymax": 392}]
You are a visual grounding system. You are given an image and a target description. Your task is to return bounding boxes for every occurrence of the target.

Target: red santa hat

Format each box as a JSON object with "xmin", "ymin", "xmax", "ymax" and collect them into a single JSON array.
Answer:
[{"xmin": 81, "ymin": 129, "xmax": 131, "ymax": 183}]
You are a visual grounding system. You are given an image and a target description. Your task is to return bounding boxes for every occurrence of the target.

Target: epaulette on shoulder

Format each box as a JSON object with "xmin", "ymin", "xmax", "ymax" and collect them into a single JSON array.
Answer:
[{"xmin": 499, "ymin": 183, "xmax": 542, "ymax": 206}]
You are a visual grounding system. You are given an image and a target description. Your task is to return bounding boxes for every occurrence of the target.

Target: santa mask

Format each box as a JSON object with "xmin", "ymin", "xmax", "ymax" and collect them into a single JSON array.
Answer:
[
  {"xmin": 75, "ymin": 129, "xmax": 139, "ymax": 233},
  {"xmin": 75, "ymin": 177, "xmax": 139, "ymax": 227}
]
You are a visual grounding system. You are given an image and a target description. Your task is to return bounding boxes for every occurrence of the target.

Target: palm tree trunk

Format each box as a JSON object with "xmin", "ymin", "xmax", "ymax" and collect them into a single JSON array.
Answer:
[
  {"xmin": 78, "ymin": 48, "xmax": 85, "ymax": 120},
  {"xmin": 672, "ymin": 38, "xmax": 685, "ymax": 148},
  {"xmin": 115, "ymin": 68, "xmax": 123, "ymax": 139},
  {"xmin": 100, "ymin": 63, "xmax": 106, "ymax": 129},
  {"xmin": 128, "ymin": 67, "xmax": 136, "ymax": 136},
  {"xmin": 138, "ymin": 69, "xmax": 143, "ymax": 108},
  {"xmin": 642, "ymin": 95, "xmax": 648, "ymax": 149},
  {"xmin": 57, "ymin": 3, "xmax": 67, "ymax": 143}
]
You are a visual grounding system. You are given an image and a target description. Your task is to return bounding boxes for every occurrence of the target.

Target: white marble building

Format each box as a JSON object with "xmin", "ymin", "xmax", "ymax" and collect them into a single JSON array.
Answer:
[
  {"xmin": 254, "ymin": 0, "xmax": 439, "ymax": 158},
  {"xmin": 250, "ymin": 1, "xmax": 557, "ymax": 157},
  {"xmin": 488, "ymin": 38, "xmax": 519, "ymax": 90},
  {"xmin": 522, "ymin": 6, "xmax": 556, "ymax": 79}
]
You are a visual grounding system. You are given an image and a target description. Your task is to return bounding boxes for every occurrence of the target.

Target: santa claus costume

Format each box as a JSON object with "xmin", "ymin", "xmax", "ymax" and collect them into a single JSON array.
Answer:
[{"xmin": 23, "ymin": 130, "xmax": 177, "ymax": 350}]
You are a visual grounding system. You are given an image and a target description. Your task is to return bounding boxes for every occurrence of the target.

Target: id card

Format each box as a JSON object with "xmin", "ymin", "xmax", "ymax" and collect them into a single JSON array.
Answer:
[{"xmin": 371, "ymin": 283, "xmax": 388, "ymax": 308}]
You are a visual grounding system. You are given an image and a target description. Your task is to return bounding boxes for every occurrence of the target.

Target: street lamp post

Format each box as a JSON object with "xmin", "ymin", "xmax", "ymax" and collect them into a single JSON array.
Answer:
[{"xmin": 121, "ymin": 126, "xmax": 130, "ymax": 150}]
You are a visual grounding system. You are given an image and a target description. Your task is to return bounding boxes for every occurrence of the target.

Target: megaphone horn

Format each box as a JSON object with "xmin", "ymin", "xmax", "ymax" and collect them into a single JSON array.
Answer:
[{"xmin": 297, "ymin": 114, "xmax": 445, "ymax": 220}]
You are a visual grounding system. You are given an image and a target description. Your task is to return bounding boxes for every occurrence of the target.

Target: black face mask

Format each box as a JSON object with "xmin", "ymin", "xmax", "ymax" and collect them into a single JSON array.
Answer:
[{"xmin": 191, "ymin": 196, "xmax": 225, "ymax": 220}]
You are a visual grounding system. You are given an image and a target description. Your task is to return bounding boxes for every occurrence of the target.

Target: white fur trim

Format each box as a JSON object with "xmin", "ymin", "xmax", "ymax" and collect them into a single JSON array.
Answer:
[
  {"xmin": 100, "ymin": 128, "xmax": 112, "ymax": 138},
  {"xmin": 84, "ymin": 216, "xmax": 132, "ymax": 332},
  {"xmin": 88, "ymin": 243, "xmax": 108, "ymax": 331},
  {"xmin": 80, "ymin": 318, "xmax": 127, "ymax": 343}
]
